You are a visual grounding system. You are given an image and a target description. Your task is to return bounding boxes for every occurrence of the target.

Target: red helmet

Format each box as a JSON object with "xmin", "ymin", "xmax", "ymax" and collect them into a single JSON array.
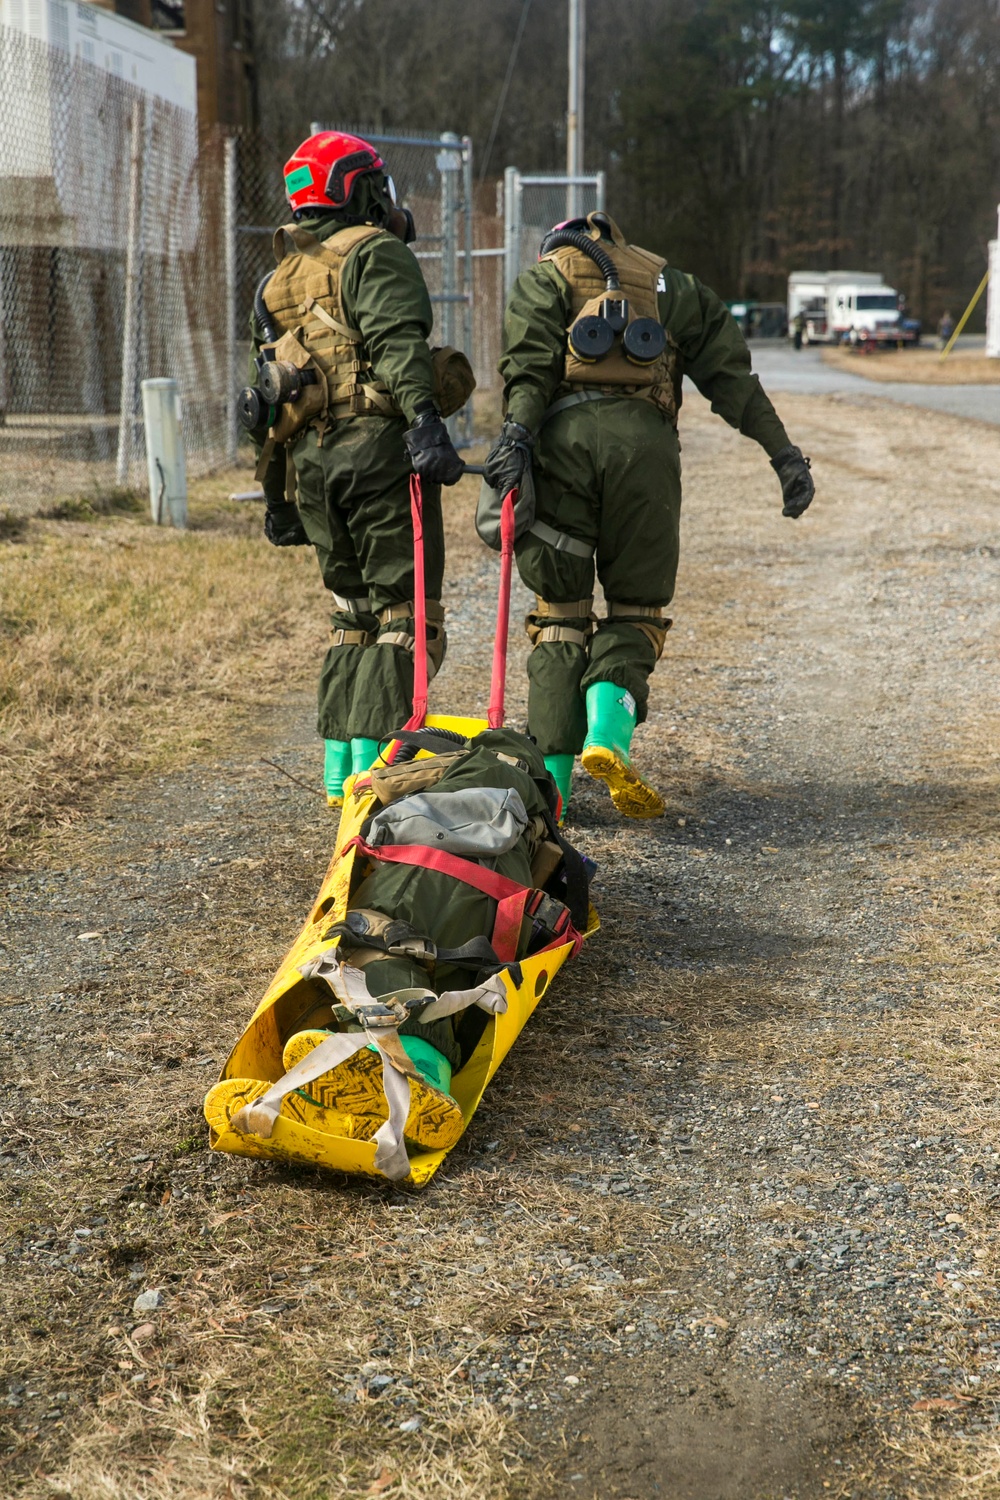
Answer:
[{"xmin": 283, "ymin": 131, "xmax": 385, "ymax": 214}]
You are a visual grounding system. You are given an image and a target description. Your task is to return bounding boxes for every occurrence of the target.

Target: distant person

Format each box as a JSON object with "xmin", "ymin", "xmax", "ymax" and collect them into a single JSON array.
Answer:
[
  {"xmin": 793, "ymin": 311, "xmax": 805, "ymax": 350},
  {"xmin": 938, "ymin": 310, "xmax": 955, "ymax": 349},
  {"xmin": 482, "ymin": 211, "xmax": 815, "ymax": 822},
  {"xmin": 243, "ymin": 132, "xmax": 469, "ymax": 805}
]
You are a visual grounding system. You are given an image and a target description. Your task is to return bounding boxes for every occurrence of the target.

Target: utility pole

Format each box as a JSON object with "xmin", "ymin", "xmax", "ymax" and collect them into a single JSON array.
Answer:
[{"xmin": 566, "ymin": 0, "xmax": 585, "ymax": 219}]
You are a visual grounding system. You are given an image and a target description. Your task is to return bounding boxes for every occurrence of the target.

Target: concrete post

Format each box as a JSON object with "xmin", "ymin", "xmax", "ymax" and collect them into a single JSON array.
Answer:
[{"xmin": 141, "ymin": 378, "xmax": 187, "ymax": 528}]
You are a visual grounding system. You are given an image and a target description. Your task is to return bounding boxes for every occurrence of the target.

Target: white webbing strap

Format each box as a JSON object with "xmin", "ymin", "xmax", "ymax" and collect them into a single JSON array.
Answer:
[
  {"xmin": 229, "ymin": 1027, "xmax": 414, "ymax": 1181},
  {"xmin": 298, "ymin": 951, "xmax": 509, "ymax": 1024},
  {"xmin": 331, "ymin": 590, "xmax": 371, "ymax": 613},
  {"xmin": 229, "ymin": 961, "xmax": 508, "ymax": 1180},
  {"xmin": 420, "ymin": 975, "xmax": 507, "ymax": 1022}
]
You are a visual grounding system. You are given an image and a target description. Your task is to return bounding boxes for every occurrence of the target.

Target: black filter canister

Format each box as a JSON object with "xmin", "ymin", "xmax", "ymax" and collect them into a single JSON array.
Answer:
[
  {"xmin": 622, "ymin": 318, "xmax": 667, "ymax": 366},
  {"xmin": 237, "ymin": 386, "xmax": 276, "ymax": 433},
  {"xmin": 569, "ymin": 315, "xmax": 616, "ymax": 362}
]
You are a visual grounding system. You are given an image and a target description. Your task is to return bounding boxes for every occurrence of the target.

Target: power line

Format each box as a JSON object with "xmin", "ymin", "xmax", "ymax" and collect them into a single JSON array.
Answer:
[{"xmin": 478, "ymin": 0, "xmax": 533, "ymax": 185}]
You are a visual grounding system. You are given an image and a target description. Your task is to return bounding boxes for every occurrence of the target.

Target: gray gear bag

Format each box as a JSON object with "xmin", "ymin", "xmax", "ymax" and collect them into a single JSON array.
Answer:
[{"xmin": 367, "ymin": 786, "xmax": 530, "ymax": 858}]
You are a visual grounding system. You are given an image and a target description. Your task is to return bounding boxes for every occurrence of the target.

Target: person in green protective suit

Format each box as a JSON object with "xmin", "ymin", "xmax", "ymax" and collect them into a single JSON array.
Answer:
[
  {"xmin": 484, "ymin": 211, "xmax": 815, "ymax": 820},
  {"xmin": 247, "ymin": 131, "xmax": 466, "ymax": 804}
]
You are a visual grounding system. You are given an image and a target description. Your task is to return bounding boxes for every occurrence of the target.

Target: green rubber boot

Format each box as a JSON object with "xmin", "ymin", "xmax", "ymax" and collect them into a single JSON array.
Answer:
[
  {"xmin": 544, "ymin": 753, "xmax": 575, "ymax": 823},
  {"xmin": 351, "ymin": 737, "xmax": 381, "ymax": 775},
  {"xmin": 323, "ymin": 739, "xmax": 351, "ymax": 806},
  {"xmin": 581, "ymin": 682, "xmax": 664, "ymax": 819},
  {"xmin": 395, "ymin": 1035, "xmax": 453, "ymax": 1095}
]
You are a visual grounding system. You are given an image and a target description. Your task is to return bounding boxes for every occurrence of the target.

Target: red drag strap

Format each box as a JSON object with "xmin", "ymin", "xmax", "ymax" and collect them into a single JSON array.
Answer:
[
  {"xmin": 404, "ymin": 473, "xmax": 427, "ymax": 731},
  {"xmin": 343, "ymin": 836, "xmax": 527, "ymax": 901},
  {"xmin": 487, "ymin": 488, "xmax": 517, "ymax": 730},
  {"xmin": 340, "ymin": 837, "xmax": 583, "ymax": 964}
]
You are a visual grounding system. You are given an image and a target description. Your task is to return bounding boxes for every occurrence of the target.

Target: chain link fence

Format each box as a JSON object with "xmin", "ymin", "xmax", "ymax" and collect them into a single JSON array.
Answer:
[
  {"xmin": 0, "ymin": 23, "xmax": 232, "ymax": 515},
  {"xmin": 502, "ymin": 169, "xmax": 606, "ymax": 295},
  {"xmin": 0, "ymin": 22, "xmax": 557, "ymax": 517}
]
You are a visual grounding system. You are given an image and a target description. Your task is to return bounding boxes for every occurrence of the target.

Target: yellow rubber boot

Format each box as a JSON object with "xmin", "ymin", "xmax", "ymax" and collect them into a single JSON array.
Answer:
[
  {"xmin": 204, "ymin": 1076, "xmax": 366, "ymax": 1140},
  {"xmin": 580, "ymin": 683, "xmax": 664, "ymax": 819},
  {"xmin": 280, "ymin": 1029, "xmax": 464, "ymax": 1151}
]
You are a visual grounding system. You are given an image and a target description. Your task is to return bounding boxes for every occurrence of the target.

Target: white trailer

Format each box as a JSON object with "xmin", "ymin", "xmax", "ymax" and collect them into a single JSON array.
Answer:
[{"xmin": 787, "ymin": 270, "xmax": 916, "ymax": 346}]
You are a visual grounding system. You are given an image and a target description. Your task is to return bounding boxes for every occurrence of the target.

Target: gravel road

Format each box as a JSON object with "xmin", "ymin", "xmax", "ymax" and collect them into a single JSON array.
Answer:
[{"xmin": 1, "ymin": 388, "xmax": 999, "ymax": 1498}]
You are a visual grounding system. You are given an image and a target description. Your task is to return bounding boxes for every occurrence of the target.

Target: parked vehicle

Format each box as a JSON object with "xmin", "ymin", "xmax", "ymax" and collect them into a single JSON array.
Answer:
[
  {"xmin": 787, "ymin": 271, "xmax": 919, "ymax": 346},
  {"xmin": 727, "ymin": 301, "xmax": 788, "ymax": 339}
]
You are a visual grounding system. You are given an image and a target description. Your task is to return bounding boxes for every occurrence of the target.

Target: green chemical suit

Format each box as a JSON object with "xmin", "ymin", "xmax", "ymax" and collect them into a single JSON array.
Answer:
[
  {"xmin": 250, "ymin": 184, "xmax": 444, "ymax": 744},
  {"xmin": 499, "ymin": 223, "xmax": 791, "ymax": 757}
]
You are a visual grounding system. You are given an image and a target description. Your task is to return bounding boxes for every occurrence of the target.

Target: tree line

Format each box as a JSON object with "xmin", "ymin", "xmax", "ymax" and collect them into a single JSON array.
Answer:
[{"xmin": 253, "ymin": 0, "xmax": 1000, "ymax": 324}]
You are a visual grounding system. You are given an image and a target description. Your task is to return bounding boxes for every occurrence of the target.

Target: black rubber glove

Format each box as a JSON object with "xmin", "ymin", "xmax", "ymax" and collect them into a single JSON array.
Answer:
[
  {"xmin": 771, "ymin": 444, "xmax": 815, "ymax": 518},
  {"xmin": 483, "ymin": 419, "xmax": 534, "ymax": 496},
  {"xmin": 403, "ymin": 403, "xmax": 464, "ymax": 486},
  {"xmin": 264, "ymin": 500, "xmax": 309, "ymax": 547}
]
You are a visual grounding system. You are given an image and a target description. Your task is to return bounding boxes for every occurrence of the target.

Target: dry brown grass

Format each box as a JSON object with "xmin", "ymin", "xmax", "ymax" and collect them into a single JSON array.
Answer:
[
  {"xmin": 0, "ymin": 464, "xmax": 487, "ymax": 865},
  {"xmin": 821, "ymin": 345, "xmax": 1000, "ymax": 384}
]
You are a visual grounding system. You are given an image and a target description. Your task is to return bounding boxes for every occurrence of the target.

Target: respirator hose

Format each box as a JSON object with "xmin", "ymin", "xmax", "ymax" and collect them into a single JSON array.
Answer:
[
  {"xmin": 253, "ymin": 271, "xmax": 279, "ymax": 345},
  {"xmin": 538, "ymin": 228, "xmax": 620, "ymax": 291}
]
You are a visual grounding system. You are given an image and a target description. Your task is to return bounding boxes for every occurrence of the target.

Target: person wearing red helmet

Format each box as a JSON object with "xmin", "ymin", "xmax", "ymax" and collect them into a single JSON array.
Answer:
[{"xmin": 247, "ymin": 131, "xmax": 468, "ymax": 803}]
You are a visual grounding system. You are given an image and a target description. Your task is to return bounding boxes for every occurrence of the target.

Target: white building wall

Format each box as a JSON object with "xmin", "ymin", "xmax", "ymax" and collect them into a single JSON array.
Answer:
[
  {"xmin": 986, "ymin": 207, "xmax": 1000, "ymax": 359},
  {"xmin": 0, "ymin": 0, "xmax": 196, "ymax": 111}
]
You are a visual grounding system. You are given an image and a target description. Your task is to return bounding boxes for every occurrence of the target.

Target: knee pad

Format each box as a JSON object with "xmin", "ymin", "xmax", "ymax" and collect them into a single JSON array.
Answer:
[
  {"xmin": 524, "ymin": 594, "xmax": 596, "ymax": 651},
  {"xmin": 376, "ymin": 600, "xmax": 447, "ymax": 679},
  {"xmin": 603, "ymin": 602, "xmax": 672, "ymax": 660},
  {"xmin": 329, "ymin": 626, "xmax": 375, "ymax": 648}
]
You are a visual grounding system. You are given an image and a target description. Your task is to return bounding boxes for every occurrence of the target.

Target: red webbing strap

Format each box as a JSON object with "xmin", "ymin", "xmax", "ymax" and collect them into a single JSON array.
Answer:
[
  {"xmin": 488, "ymin": 488, "xmax": 517, "ymax": 730},
  {"xmin": 403, "ymin": 473, "xmax": 427, "ymax": 732},
  {"xmin": 340, "ymin": 837, "xmax": 583, "ymax": 964},
  {"xmin": 342, "ymin": 836, "xmax": 527, "ymax": 902},
  {"xmin": 492, "ymin": 889, "xmax": 532, "ymax": 963}
]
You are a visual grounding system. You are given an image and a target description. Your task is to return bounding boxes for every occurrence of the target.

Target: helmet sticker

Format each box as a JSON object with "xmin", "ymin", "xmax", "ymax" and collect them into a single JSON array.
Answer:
[{"xmin": 285, "ymin": 164, "xmax": 314, "ymax": 195}]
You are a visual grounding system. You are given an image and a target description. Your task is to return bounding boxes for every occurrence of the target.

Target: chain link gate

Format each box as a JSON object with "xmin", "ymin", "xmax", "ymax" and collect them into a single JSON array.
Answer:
[{"xmin": 502, "ymin": 168, "xmax": 606, "ymax": 296}]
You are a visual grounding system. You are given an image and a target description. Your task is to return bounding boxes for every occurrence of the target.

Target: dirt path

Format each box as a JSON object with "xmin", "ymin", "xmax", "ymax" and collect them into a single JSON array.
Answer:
[{"xmin": 2, "ymin": 392, "xmax": 999, "ymax": 1499}]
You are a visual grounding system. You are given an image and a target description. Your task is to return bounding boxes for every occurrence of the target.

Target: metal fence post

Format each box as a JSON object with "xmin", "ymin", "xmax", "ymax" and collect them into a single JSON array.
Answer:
[
  {"xmin": 438, "ymin": 133, "xmax": 460, "ymax": 352},
  {"xmin": 116, "ymin": 98, "xmax": 144, "ymax": 486},
  {"xmin": 0, "ymin": 252, "xmax": 9, "ymax": 426},
  {"xmin": 221, "ymin": 134, "xmax": 238, "ymax": 462},
  {"xmin": 503, "ymin": 166, "xmax": 519, "ymax": 298},
  {"xmin": 437, "ymin": 133, "xmax": 461, "ymax": 440},
  {"xmin": 461, "ymin": 134, "xmax": 475, "ymax": 444}
]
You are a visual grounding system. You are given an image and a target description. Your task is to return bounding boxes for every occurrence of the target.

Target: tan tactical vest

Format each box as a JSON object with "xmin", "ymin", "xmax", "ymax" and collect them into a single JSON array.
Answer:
[
  {"xmin": 263, "ymin": 221, "xmax": 400, "ymax": 438},
  {"xmin": 541, "ymin": 212, "xmax": 678, "ymax": 419}
]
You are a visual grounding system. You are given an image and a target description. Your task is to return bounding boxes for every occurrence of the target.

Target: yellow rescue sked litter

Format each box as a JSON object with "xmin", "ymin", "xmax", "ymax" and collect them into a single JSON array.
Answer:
[{"xmin": 204, "ymin": 480, "xmax": 598, "ymax": 1187}]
